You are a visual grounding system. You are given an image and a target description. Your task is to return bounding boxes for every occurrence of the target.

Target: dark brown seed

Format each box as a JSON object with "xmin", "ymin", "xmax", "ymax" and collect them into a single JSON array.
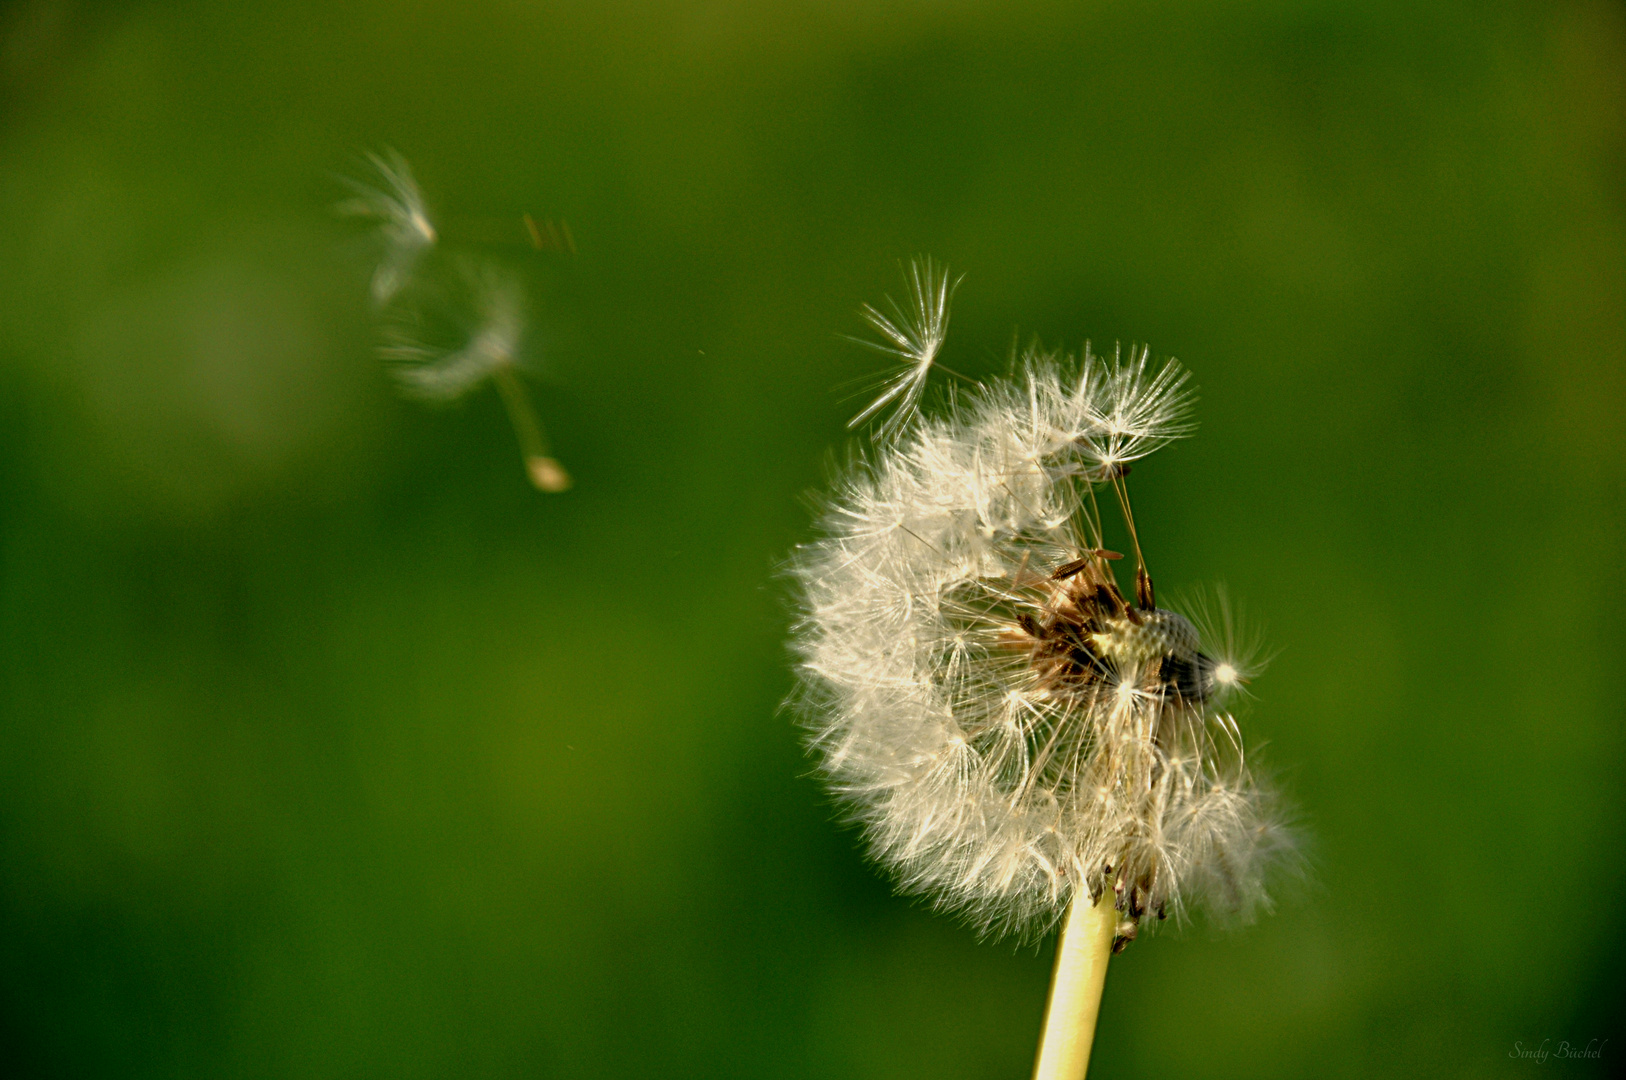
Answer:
[{"xmin": 1050, "ymin": 557, "xmax": 1093, "ymax": 581}]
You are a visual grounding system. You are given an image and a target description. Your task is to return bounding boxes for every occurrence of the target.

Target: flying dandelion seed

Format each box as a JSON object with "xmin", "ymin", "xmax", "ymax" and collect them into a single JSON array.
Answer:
[
  {"xmin": 792, "ymin": 286, "xmax": 1296, "ymax": 1079},
  {"xmin": 340, "ymin": 148, "xmax": 574, "ymax": 493},
  {"xmin": 337, "ymin": 148, "xmax": 438, "ymax": 306},
  {"xmin": 382, "ymin": 259, "xmax": 525, "ymax": 401},
  {"xmin": 847, "ymin": 257, "xmax": 962, "ymax": 439},
  {"xmin": 379, "ymin": 258, "xmax": 570, "ymax": 493}
]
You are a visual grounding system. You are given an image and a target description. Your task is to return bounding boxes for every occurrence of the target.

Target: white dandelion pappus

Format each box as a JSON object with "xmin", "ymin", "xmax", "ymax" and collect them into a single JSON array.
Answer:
[
  {"xmin": 1173, "ymin": 584, "xmax": 1270, "ymax": 701},
  {"xmin": 792, "ymin": 345, "xmax": 1292, "ymax": 944},
  {"xmin": 379, "ymin": 258, "xmax": 571, "ymax": 492},
  {"xmin": 381, "ymin": 259, "xmax": 526, "ymax": 401},
  {"xmin": 1074, "ymin": 343, "xmax": 1197, "ymax": 471},
  {"xmin": 337, "ymin": 148, "xmax": 438, "ymax": 305},
  {"xmin": 847, "ymin": 258, "xmax": 962, "ymax": 439},
  {"xmin": 340, "ymin": 146, "xmax": 573, "ymax": 493}
]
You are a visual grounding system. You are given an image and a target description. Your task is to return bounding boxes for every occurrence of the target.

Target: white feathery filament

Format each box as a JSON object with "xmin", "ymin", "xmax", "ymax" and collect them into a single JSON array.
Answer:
[
  {"xmin": 793, "ymin": 342, "xmax": 1290, "ymax": 942},
  {"xmin": 848, "ymin": 257, "xmax": 962, "ymax": 439}
]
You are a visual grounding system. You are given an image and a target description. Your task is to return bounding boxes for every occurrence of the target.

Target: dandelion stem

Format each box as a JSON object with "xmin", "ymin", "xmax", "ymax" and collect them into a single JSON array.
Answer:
[
  {"xmin": 492, "ymin": 363, "xmax": 571, "ymax": 492},
  {"xmin": 1032, "ymin": 890, "xmax": 1116, "ymax": 1080}
]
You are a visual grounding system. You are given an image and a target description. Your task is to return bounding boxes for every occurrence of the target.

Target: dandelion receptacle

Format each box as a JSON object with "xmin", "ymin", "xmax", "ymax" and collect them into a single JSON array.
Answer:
[{"xmin": 791, "ymin": 263, "xmax": 1296, "ymax": 1080}]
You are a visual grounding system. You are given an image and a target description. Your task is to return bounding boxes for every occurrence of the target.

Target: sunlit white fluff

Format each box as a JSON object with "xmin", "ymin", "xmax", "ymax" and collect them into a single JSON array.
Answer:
[
  {"xmin": 1074, "ymin": 344, "xmax": 1197, "ymax": 470},
  {"xmin": 792, "ymin": 345, "xmax": 1292, "ymax": 941},
  {"xmin": 380, "ymin": 259, "xmax": 526, "ymax": 401},
  {"xmin": 1173, "ymin": 584, "xmax": 1271, "ymax": 701},
  {"xmin": 847, "ymin": 258, "xmax": 961, "ymax": 439},
  {"xmin": 338, "ymin": 148, "xmax": 438, "ymax": 305}
]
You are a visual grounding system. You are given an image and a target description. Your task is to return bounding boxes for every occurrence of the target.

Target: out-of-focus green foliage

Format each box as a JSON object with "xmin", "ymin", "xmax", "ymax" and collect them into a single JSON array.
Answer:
[{"xmin": 1, "ymin": 1, "xmax": 1622, "ymax": 1077}]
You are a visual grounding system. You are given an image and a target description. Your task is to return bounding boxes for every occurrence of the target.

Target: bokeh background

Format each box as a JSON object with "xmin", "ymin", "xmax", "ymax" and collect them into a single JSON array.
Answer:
[{"xmin": 2, "ymin": 1, "xmax": 1623, "ymax": 1077}]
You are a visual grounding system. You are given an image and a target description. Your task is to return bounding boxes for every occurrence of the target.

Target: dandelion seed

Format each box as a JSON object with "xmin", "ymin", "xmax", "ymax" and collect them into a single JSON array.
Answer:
[
  {"xmin": 340, "ymin": 146, "xmax": 575, "ymax": 492},
  {"xmin": 847, "ymin": 257, "xmax": 962, "ymax": 439},
  {"xmin": 1074, "ymin": 342, "xmax": 1197, "ymax": 471},
  {"xmin": 380, "ymin": 259, "xmax": 570, "ymax": 492},
  {"xmin": 337, "ymin": 148, "xmax": 438, "ymax": 305},
  {"xmin": 792, "ymin": 280, "xmax": 1296, "ymax": 1079},
  {"xmin": 382, "ymin": 259, "xmax": 524, "ymax": 401},
  {"xmin": 1174, "ymin": 584, "xmax": 1271, "ymax": 703}
]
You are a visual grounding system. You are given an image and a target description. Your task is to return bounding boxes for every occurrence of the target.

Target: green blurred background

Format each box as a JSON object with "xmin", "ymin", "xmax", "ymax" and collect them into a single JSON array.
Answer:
[{"xmin": 2, "ymin": 1, "xmax": 1622, "ymax": 1077}]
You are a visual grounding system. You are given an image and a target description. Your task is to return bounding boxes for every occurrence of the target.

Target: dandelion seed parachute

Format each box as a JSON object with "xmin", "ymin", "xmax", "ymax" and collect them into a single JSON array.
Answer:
[
  {"xmin": 337, "ymin": 148, "xmax": 438, "ymax": 306},
  {"xmin": 380, "ymin": 259, "xmax": 527, "ymax": 401},
  {"xmin": 377, "ymin": 258, "xmax": 573, "ymax": 493},
  {"xmin": 792, "ymin": 345, "xmax": 1291, "ymax": 941},
  {"xmin": 339, "ymin": 146, "xmax": 573, "ymax": 494},
  {"xmin": 847, "ymin": 257, "xmax": 961, "ymax": 439}
]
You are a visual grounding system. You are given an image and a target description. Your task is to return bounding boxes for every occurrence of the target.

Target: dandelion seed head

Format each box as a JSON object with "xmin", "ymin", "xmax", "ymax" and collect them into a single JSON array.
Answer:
[{"xmin": 792, "ymin": 339, "xmax": 1292, "ymax": 941}]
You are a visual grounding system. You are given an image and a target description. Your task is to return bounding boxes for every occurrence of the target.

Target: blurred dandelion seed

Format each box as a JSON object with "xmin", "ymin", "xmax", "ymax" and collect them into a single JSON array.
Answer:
[
  {"xmin": 336, "ymin": 148, "xmax": 438, "ymax": 306},
  {"xmin": 380, "ymin": 260, "xmax": 570, "ymax": 492},
  {"xmin": 792, "ymin": 266, "xmax": 1297, "ymax": 1079},
  {"xmin": 382, "ymin": 260, "xmax": 525, "ymax": 402},
  {"xmin": 523, "ymin": 212, "xmax": 578, "ymax": 254},
  {"xmin": 342, "ymin": 149, "xmax": 572, "ymax": 492},
  {"xmin": 847, "ymin": 257, "xmax": 963, "ymax": 439}
]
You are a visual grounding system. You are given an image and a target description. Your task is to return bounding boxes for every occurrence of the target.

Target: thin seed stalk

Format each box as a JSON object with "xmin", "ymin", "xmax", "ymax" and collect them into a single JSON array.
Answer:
[
  {"xmin": 492, "ymin": 363, "xmax": 571, "ymax": 492},
  {"xmin": 1032, "ymin": 891, "xmax": 1116, "ymax": 1080}
]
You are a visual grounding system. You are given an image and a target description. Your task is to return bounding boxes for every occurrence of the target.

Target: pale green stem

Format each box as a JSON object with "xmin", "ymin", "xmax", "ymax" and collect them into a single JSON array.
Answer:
[{"xmin": 1032, "ymin": 891, "xmax": 1116, "ymax": 1080}]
